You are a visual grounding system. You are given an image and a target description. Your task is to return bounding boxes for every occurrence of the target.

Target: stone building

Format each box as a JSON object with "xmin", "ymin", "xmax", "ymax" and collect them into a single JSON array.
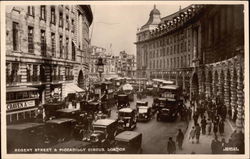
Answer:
[
  {"xmin": 6, "ymin": 5, "xmax": 93, "ymax": 105},
  {"xmin": 135, "ymin": 5, "xmax": 245, "ymax": 130}
]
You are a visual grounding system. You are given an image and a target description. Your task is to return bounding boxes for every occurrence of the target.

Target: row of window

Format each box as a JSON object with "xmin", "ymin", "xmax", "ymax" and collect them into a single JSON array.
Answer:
[
  {"xmin": 6, "ymin": 63, "xmax": 74, "ymax": 84},
  {"xmin": 27, "ymin": 6, "xmax": 75, "ymax": 31},
  {"xmin": 149, "ymin": 54, "xmax": 192, "ymax": 69},
  {"xmin": 13, "ymin": 22, "xmax": 76, "ymax": 60},
  {"xmin": 149, "ymin": 41, "xmax": 190, "ymax": 58}
]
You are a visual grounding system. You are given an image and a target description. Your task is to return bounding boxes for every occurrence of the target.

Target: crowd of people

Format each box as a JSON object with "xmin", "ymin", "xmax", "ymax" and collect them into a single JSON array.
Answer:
[{"xmin": 166, "ymin": 93, "xmax": 245, "ymax": 154}]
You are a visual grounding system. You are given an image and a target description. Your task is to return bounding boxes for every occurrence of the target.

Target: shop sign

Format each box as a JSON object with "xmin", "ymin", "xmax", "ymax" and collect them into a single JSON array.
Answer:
[{"xmin": 7, "ymin": 100, "xmax": 35, "ymax": 111}]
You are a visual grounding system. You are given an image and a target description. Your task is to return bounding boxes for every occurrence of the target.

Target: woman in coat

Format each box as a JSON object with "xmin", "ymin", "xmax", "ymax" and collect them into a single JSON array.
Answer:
[{"xmin": 189, "ymin": 126, "xmax": 196, "ymax": 144}]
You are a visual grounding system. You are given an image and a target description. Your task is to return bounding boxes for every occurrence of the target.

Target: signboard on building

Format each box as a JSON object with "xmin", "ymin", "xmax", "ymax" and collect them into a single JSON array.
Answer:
[{"xmin": 7, "ymin": 100, "xmax": 36, "ymax": 111}]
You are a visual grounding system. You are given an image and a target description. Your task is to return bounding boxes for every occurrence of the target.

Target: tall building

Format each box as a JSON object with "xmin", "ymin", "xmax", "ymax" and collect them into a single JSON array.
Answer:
[
  {"xmin": 5, "ymin": 5, "xmax": 93, "ymax": 123},
  {"xmin": 135, "ymin": 5, "xmax": 244, "ymax": 130}
]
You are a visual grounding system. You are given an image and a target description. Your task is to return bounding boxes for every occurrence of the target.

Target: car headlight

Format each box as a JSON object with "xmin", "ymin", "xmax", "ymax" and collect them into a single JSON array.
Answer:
[
  {"xmin": 126, "ymin": 123, "xmax": 130, "ymax": 127},
  {"xmin": 145, "ymin": 115, "xmax": 148, "ymax": 118}
]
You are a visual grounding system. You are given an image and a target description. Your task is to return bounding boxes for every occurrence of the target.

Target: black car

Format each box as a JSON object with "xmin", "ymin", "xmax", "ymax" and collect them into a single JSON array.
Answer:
[{"xmin": 156, "ymin": 99, "xmax": 179, "ymax": 121}]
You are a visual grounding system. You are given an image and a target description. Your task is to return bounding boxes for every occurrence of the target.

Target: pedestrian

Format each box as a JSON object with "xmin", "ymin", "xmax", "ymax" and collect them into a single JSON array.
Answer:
[
  {"xmin": 195, "ymin": 124, "xmax": 201, "ymax": 143},
  {"xmin": 193, "ymin": 112, "xmax": 198, "ymax": 125},
  {"xmin": 200, "ymin": 116, "xmax": 207, "ymax": 135},
  {"xmin": 176, "ymin": 129, "xmax": 184, "ymax": 150},
  {"xmin": 189, "ymin": 126, "xmax": 196, "ymax": 144},
  {"xmin": 213, "ymin": 122, "xmax": 218, "ymax": 137},
  {"xmin": 211, "ymin": 136, "xmax": 221, "ymax": 154},
  {"xmin": 219, "ymin": 120, "xmax": 225, "ymax": 136},
  {"xmin": 221, "ymin": 138, "xmax": 226, "ymax": 153},
  {"xmin": 167, "ymin": 137, "xmax": 176, "ymax": 154},
  {"xmin": 206, "ymin": 118, "xmax": 212, "ymax": 135}
]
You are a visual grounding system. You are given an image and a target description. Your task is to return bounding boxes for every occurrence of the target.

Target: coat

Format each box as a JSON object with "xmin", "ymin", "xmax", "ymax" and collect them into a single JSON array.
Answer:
[
  {"xmin": 176, "ymin": 131, "xmax": 184, "ymax": 143},
  {"xmin": 167, "ymin": 140, "xmax": 176, "ymax": 153}
]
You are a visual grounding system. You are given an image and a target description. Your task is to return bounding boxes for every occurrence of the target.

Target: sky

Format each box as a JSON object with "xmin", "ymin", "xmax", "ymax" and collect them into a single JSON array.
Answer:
[{"xmin": 90, "ymin": 3, "xmax": 191, "ymax": 56}]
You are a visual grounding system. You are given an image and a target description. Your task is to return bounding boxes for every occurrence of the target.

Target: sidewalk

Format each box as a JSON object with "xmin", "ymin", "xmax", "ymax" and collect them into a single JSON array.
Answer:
[{"xmin": 177, "ymin": 117, "xmax": 234, "ymax": 154}]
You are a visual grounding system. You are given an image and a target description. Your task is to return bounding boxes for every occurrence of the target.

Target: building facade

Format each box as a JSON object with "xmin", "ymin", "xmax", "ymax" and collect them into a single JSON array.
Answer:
[
  {"xmin": 6, "ymin": 5, "xmax": 93, "ymax": 122},
  {"xmin": 135, "ymin": 5, "xmax": 244, "ymax": 130}
]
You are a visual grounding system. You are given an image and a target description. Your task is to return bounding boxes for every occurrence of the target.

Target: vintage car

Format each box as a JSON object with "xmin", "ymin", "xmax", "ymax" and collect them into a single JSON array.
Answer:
[
  {"xmin": 86, "ymin": 119, "xmax": 118, "ymax": 147},
  {"xmin": 80, "ymin": 100, "xmax": 99, "ymax": 114},
  {"xmin": 152, "ymin": 97, "xmax": 167, "ymax": 114},
  {"xmin": 156, "ymin": 99, "xmax": 179, "ymax": 121},
  {"xmin": 136, "ymin": 101, "xmax": 151, "ymax": 122},
  {"xmin": 45, "ymin": 118, "xmax": 76, "ymax": 144},
  {"xmin": 114, "ymin": 131, "xmax": 142, "ymax": 154},
  {"xmin": 117, "ymin": 94, "xmax": 130, "ymax": 110},
  {"xmin": 7, "ymin": 122, "xmax": 45, "ymax": 153},
  {"xmin": 117, "ymin": 108, "xmax": 137, "ymax": 132},
  {"xmin": 55, "ymin": 108, "xmax": 81, "ymax": 119}
]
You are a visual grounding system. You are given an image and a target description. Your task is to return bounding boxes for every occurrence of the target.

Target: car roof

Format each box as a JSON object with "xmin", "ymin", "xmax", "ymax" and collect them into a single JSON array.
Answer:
[
  {"xmin": 160, "ymin": 85, "xmax": 179, "ymax": 90},
  {"xmin": 118, "ymin": 94, "xmax": 128, "ymax": 97},
  {"xmin": 93, "ymin": 119, "xmax": 116, "ymax": 126},
  {"xmin": 138, "ymin": 106, "xmax": 149, "ymax": 109},
  {"xmin": 56, "ymin": 108, "xmax": 79, "ymax": 113},
  {"xmin": 118, "ymin": 108, "xmax": 133, "ymax": 113},
  {"xmin": 158, "ymin": 97, "xmax": 167, "ymax": 101},
  {"xmin": 136, "ymin": 101, "xmax": 147, "ymax": 104},
  {"xmin": 7, "ymin": 122, "xmax": 44, "ymax": 130},
  {"xmin": 46, "ymin": 118, "xmax": 76, "ymax": 124},
  {"xmin": 115, "ymin": 131, "xmax": 141, "ymax": 142}
]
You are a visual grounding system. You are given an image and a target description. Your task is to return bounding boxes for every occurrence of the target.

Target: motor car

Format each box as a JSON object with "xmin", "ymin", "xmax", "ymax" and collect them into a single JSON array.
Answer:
[
  {"xmin": 7, "ymin": 122, "xmax": 45, "ymax": 153},
  {"xmin": 113, "ymin": 131, "xmax": 142, "ymax": 154},
  {"xmin": 137, "ymin": 106, "xmax": 152, "ymax": 122},
  {"xmin": 117, "ymin": 94, "xmax": 130, "ymax": 110},
  {"xmin": 117, "ymin": 108, "xmax": 137, "ymax": 132},
  {"xmin": 156, "ymin": 98, "xmax": 179, "ymax": 121},
  {"xmin": 86, "ymin": 119, "xmax": 118, "ymax": 147},
  {"xmin": 45, "ymin": 118, "xmax": 76, "ymax": 144},
  {"xmin": 152, "ymin": 97, "xmax": 167, "ymax": 114}
]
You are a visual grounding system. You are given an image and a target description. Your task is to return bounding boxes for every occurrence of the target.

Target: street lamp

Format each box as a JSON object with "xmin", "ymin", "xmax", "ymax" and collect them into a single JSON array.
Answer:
[{"xmin": 96, "ymin": 57, "xmax": 105, "ymax": 81}]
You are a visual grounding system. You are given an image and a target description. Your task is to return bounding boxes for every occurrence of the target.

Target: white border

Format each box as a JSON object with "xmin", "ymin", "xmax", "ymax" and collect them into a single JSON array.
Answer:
[{"xmin": 1, "ymin": 1, "xmax": 249, "ymax": 159}]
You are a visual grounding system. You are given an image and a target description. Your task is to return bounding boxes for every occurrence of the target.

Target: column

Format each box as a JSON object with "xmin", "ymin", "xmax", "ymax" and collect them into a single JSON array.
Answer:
[
  {"xmin": 230, "ymin": 69, "xmax": 237, "ymax": 120},
  {"xmin": 45, "ymin": 65, "xmax": 51, "ymax": 103},
  {"xmin": 236, "ymin": 67, "xmax": 244, "ymax": 131},
  {"xmin": 217, "ymin": 72, "xmax": 222, "ymax": 97},
  {"xmin": 205, "ymin": 72, "xmax": 211, "ymax": 98},
  {"xmin": 182, "ymin": 74, "xmax": 185, "ymax": 91},
  {"xmin": 212, "ymin": 72, "xmax": 217, "ymax": 96},
  {"xmin": 224, "ymin": 69, "xmax": 230, "ymax": 113}
]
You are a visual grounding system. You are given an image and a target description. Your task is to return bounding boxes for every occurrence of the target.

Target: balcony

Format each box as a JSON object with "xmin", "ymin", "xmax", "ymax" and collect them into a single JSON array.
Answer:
[
  {"xmin": 65, "ymin": 75, "xmax": 74, "ymax": 81},
  {"xmin": 27, "ymin": 75, "xmax": 40, "ymax": 83},
  {"xmin": 6, "ymin": 75, "xmax": 22, "ymax": 84}
]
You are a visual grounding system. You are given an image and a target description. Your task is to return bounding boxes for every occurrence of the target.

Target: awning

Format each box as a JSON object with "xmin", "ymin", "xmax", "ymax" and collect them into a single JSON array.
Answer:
[
  {"xmin": 7, "ymin": 86, "xmax": 38, "ymax": 93},
  {"xmin": 65, "ymin": 83, "xmax": 85, "ymax": 95}
]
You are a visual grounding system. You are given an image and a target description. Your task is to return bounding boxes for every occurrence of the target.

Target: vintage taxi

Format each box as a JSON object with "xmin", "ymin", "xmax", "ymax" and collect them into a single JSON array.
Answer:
[
  {"xmin": 117, "ymin": 108, "xmax": 137, "ymax": 132},
  {"xmin": 114, "ymin": 131, "xmax": 142, "ymax": 154}
]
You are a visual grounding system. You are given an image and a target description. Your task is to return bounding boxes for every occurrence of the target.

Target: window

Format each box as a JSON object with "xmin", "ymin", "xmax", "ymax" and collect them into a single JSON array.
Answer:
[
  {"xmin": 40, "ymin": 5, "xmax": 46, "ymax": 21},
  {"xmin": 27, "ymin": 6, "xmax": 35, "ymax": 17},
  {"xmin": 11, "ymin": 63, "xmax": 19, "ymax": 83},
  {"xmin": 59, "ymin": 35, "xmax": 63, "ymax": 58},
  {"xmin": 51, "ymin": 6, "xmax": 56, "ymax": 24},
  {"xmin": 51, "ymin": 33, "xmax": 56, "ymax": 57},
  {"xmin": 72, "ymin": 42, "xmax": 76, "ymax": 61},
  {"xmin": 33, "ymin": 65, "xmax": 38, "ymax": 81},
  {"xmin": 26, "ymin": 64, "xmax": 31, "ymax": 82},
  {"xmin": 65, "ymin": 38, "xmax": 69, "ymax": 59},
  {"xmin": 28, "ymin": 26, "xmax": 34, "ymax": 53},
  {"xmin": 13, "ymin": 22, "xmax": 19, "ymax": 51},
  {"xmin": 188, "ymin": 54, "xmax": 190, "ymax": 66},
  {"xmin": 66, "ymin": 15, "xmax": 69, "ymax": 30},
  {"xmin": 59, "ymin": 12, "xmax": 63, "ymax": 28},
  {"xmin": 41, "ymin": 30, "xmax": 46, "ymax": 56}
]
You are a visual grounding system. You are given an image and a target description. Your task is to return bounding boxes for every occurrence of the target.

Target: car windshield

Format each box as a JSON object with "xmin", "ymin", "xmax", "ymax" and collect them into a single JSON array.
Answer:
[
  {"xmin": 138, "ymin": 108, "xmax": 147, "ymax": 113},
  {"xmin": 166, "ymin": 101, "xmax": 177, "ymax": 107},
  {"xmin": 119, "ymin": 112, "xmax": 131, "ymax": 117}
]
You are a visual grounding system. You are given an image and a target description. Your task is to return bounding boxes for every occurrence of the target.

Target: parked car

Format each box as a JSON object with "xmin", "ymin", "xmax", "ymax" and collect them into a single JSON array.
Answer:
[
  {"xmin": 114, "ymin": 131, "xmax": 142, "ymax": 154},
  {"xmin": 86, "ymin": 119, "xmax": 118, "ymax": 147},
  {"xmin": 117, "ymin": 108, "xmax": 137, "ymax": 132},
  {"xmin": 45, "ymin": 118, "xmax": 76, "ymax": 144},
  {"xmin": 7, "ymin": 122, "xmax": 45, "ymax": 153}
]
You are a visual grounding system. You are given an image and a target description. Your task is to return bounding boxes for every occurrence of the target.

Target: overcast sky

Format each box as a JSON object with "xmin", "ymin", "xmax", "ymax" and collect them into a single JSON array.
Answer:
[{"xmin": 90, "ymin": 4, "xmax": 191, "ymax": 56}]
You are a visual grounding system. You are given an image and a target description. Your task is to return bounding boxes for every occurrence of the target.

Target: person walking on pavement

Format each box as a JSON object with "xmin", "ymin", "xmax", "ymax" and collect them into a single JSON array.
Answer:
[
  {"xmin": 219, "ymin": 119, "xmax": 225, "ymax": 136},
  {"xmin": 189, "ymin": 126, "xmax": 196, "ymax": 144},
  {"xmin": 213, "ymin": 121, "xmax": 218, "ymax": 137},
  {"xmin": 193, "ymin": 112, "xmax": 198, "ymax": 125},
  {"xmin": 201, "ymin": 116, "xmax": 207, "ymax": 135},
  {"xmin": 176, "ymin": 129, "xmax": 184, "ymax": 150},
  {"xmin": 195, "ymin": 123, "xmax": 201, "ymax": 143},
  {"xmin": 206, "ymin": 118, "xmax": 212, "ymax": 135},
  {"xmin": 167, "ymin": 137, "xmax": 176, "ymax": 154}
]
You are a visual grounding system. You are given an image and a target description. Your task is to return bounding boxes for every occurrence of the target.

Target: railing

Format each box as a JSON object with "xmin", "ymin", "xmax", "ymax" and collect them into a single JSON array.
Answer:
[
  {"xmin": 27, "ymin": 75, "xmax": 40, "ymax": 82},
  {"xmin": 65, "ymin": 75, "xmax": 74, "ymax": 81},
  {"xmin": 6, "ymin": 75, "xmax": 22, "ymax": 84}
]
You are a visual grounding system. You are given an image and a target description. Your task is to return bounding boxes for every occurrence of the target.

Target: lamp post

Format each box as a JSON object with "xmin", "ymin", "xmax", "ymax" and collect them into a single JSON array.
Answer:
[{"xmin": 96, "ymin": 57, "xmax": 105, "ymax": 103}]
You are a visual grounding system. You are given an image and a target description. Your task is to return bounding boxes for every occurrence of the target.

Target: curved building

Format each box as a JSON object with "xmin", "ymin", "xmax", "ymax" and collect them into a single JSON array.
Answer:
[{"xmin": 135, "ymin": 4, "xmax": 244, "ymax": 130}]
